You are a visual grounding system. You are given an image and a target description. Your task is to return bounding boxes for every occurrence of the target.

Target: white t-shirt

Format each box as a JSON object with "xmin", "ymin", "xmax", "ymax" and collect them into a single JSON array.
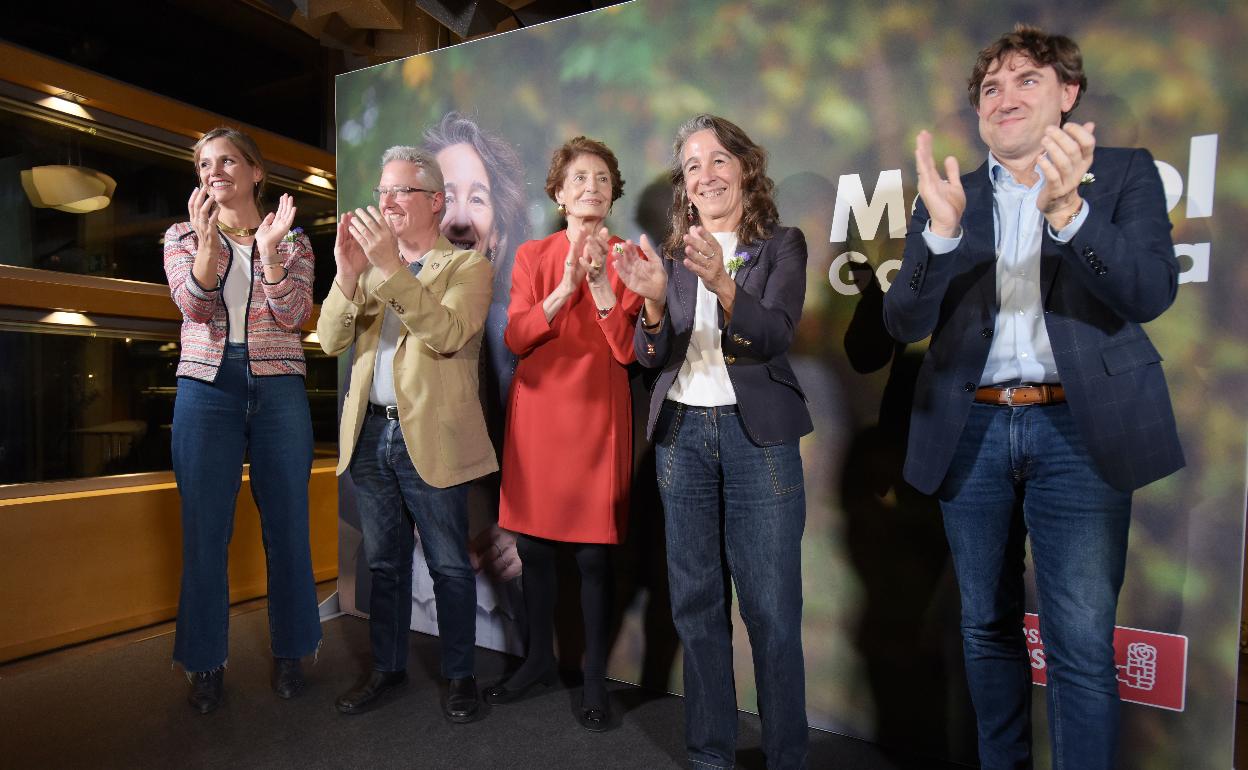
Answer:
[
  {"xmin": 222, "ymin": 236, "xmax": 254, "ymax": 344},
  {"xmin": 666, "ymin": 231, "xmax": 739, "ymax": 406}
]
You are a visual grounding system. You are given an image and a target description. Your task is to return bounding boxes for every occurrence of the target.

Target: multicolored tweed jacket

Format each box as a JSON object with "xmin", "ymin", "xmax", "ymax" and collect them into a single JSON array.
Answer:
[{"xmin": 163, "ymin": 221, "xmax": 314, "ymax": 382}]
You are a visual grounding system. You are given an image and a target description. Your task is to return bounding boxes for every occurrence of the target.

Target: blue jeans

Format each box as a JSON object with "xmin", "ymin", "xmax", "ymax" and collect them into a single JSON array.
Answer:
[
  {"xmin": 654, "ymin": 401, "xmax": 808, "ymax": 770},
  {"xmin": 348, "ymin": 413, "xmax": 476, "ymax": 678},
  {"xmin": 938, "ymin": 402, "xmax": 1132, "ymax": 770},
  {"xmin": 171, "ymin": 343, "xmax": 322, "ymax": 672}
]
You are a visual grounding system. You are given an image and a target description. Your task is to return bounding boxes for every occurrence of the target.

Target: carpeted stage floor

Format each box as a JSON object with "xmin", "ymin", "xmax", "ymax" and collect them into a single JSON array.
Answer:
[{"xmin": 0, "ymin": 602, "xmax": 964, "ymax": 769}]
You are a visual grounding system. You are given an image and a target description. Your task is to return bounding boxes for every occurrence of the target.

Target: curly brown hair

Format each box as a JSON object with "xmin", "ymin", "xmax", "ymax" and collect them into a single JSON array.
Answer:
[
  {"xmin": 968, "ymin": 23, "xmax": 1087, "ymax": 124},
  {"xmin": 664, "ymin": 114, "xmax": 779, "ymax": 257},
  {"xmin": 543, "ymin": 136, "xmax": 625, "ymax": 205}
]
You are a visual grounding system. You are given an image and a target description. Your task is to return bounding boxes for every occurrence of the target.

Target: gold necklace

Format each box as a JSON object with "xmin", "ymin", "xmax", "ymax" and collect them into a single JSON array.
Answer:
[{"xmin": 218, "ymin": 222, "xmax": 258, "ymax": 237}]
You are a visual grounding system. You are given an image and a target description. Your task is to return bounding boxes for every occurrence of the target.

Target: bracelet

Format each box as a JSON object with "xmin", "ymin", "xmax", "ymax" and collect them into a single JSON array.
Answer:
[
  {"xmin": 641, "ymin": 315, "xmax": 661, "ymax": 330},
  {"xmin": 1061, "ymin": 199, "xmax": 1084, "ymax": 229},
  {"xmin": 261, "ymin": 266, "xmax": 288, "ymax": 285},
  {"xmin": 260, "ymin": 255, "xmax": 283, "ymax": 268}
]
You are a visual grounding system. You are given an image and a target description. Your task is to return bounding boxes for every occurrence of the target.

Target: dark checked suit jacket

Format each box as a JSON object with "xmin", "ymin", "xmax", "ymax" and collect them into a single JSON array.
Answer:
[
  {"xmin": 634, "ymin": 225, "xmax": 813, "ymax": 446},
  {"xmin": 883, "ymin": 147, "xmax": 1185, "ymax": 495}
]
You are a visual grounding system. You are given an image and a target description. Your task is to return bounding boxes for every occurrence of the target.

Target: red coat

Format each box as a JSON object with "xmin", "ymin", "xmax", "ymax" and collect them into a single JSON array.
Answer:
[{"xmin": 499, "ymin": 231, "xmax": 643, "ymax": 543}]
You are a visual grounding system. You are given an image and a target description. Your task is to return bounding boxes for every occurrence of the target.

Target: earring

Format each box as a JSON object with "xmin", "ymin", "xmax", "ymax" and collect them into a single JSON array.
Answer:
[
  {"xmin": 686, "ymin": 201, "xmax": 695, "ymax": 222},
  {"xmin": 557, "ymin": 202, "xmax": 566, "ymax": 215}
]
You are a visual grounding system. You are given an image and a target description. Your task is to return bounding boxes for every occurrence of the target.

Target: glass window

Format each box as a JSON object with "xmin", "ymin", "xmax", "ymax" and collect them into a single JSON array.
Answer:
[
  {"xmin": 0, "ymin": 103, "xmax": 339, "ymax": 303},
  {"xmin": 0, "ymin": 324, "xmax": 339, "ymax": 487}
]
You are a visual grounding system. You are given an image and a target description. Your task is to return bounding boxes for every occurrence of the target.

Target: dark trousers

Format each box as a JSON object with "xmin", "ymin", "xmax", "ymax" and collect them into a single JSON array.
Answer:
[{"xmin": 349, "ymin": 413, "xmax": 477, "ymax": 678}]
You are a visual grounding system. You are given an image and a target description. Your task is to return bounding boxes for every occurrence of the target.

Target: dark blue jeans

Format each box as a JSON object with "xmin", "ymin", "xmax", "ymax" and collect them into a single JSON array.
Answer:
[
  {"xmin": 171, "ymin": 343, "xmax": 322, "ymax": 672},
  {"xmin": 654, "ymin": 401, "xmax": 808, "ymax": 770},
  {"xmin": 348, "ymin": 413, "xmax": 476, "ymax": 678},
  {"xmin": 938, "ymin": 402, "xmax": 1132, "ymax": 770}
]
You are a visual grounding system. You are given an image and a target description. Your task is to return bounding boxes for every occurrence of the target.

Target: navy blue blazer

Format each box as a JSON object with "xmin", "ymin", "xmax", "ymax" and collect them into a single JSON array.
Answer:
[
  {"xmin": 635, "ymin": 225, "xmax": 813, "ymax": 446},
  {"xmin": 883, "ymin": 147, "xmax": 1185, "ymax": 495}
]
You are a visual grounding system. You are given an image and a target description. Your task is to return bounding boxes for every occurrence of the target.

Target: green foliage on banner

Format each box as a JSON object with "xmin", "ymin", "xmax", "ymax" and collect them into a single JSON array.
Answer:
[{"xmin": 336, "ymin": 1, "xmax": 1248, "ymax": 766}]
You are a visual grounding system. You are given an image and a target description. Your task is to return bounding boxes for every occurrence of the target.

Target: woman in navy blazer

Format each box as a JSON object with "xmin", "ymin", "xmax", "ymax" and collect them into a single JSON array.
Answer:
[{"xmin": 615, "ymin": 114, "xmax": 811, "ymax": 770}]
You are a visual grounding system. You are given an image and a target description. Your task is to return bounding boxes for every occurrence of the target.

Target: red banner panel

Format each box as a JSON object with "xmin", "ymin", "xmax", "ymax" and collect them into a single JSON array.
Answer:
[{"xmin": 1023, "ymin": 613, "xmax": 1188, "ymax": 711}]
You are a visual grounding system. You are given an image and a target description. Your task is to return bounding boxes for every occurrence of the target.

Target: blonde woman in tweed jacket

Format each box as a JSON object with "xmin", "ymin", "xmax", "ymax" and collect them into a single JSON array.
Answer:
[{"xmin": 162, "ymin": 127, "xmax": 321, "ymax": 714}]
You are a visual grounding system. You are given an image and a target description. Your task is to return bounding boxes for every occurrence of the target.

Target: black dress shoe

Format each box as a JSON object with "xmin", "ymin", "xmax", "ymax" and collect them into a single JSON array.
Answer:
[
  {"xmin": 187, "ymin": 667, "xmax": 224, "ymax": 714},
  {"xmin": 335, "ymin": 670, "xmax": 407, "ymax": 715},
  {"xmin": 577, "ymin": 701, "xmax": 610, "ymax": 732},
  {"xmin": 272, "ymin": 657, "xmax": 305, "ymax": 699},
  {"xmin": 443, "ymin": 676, "xmax": 481, "ymax": 723},
  {"xmin": 482, "ymin": 666, "xmax": 557, "ymax": 705}
]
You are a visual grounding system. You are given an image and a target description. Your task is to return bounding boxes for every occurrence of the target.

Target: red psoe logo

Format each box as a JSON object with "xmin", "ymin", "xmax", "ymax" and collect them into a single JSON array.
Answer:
[{"xmin": 1021, "ymin": 613, "xmax": 1188, "ymax": 711}]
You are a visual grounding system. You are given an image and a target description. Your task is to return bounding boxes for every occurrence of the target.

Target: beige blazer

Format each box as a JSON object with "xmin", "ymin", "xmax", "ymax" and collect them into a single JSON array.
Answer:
[{"xmin": 317, "ymin": 236, "xmax": 498, "ymax": 488}]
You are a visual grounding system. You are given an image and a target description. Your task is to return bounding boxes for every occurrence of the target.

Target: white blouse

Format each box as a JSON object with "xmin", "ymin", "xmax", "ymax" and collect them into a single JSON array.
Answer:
[
  {"xmin": 222, "ymin": 236, "xmax": 254, "ymax": 344},
  {"xmin": 666, "ymin": 231, "xmax": 740, "ymax": 407}
]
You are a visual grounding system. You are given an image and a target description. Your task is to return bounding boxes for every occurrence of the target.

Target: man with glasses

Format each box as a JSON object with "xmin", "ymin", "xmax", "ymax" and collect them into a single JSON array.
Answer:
[{"xmin": 317, "ymin": 146, "xmax": 496, "ymax": 721}]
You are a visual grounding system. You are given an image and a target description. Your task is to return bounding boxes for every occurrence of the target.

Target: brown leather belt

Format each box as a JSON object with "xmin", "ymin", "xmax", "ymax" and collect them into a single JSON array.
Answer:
[{"xmin": 974, "ymin": 384, "xmax": 1065, "ymax": 406}]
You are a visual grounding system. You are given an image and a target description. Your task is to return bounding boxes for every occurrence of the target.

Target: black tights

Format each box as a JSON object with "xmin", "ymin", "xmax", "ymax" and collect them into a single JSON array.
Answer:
[{"xmin": 509, "ymin": 534, "xmax": 612, "ymax": 709}]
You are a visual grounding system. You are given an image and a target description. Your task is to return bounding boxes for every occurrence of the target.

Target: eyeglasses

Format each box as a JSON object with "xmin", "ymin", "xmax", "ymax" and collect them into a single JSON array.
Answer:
[{"xmin": 372, "ymin": 185, "xmax": 437, "ymax": 202}]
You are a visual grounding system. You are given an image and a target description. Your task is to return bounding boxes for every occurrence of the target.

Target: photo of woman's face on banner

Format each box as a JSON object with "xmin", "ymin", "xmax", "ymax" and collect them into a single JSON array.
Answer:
[{"xmin": 333, "ymin": 1, "xmax": 1248, "ymax": 766}]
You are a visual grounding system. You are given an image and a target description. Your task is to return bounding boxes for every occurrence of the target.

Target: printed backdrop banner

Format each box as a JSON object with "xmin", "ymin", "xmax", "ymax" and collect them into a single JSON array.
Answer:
[{"xmin": 333, "ymin": 1, "xmax": 1247, "ymax": 766}]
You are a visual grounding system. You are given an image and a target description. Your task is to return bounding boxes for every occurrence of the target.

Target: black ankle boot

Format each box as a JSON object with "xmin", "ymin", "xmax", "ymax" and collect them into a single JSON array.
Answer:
[
  {"xmin": 188, "ymin": 667, "xmax": 224, "ymax": 714},
  {"xmin": 272, "ymin": 657, "xmax": 305, "ymax": 699}
]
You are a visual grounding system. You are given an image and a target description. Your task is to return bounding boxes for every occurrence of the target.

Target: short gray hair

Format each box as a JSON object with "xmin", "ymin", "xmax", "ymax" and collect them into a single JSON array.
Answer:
[{"xmin": 380, "ymin": 145, "xmax": 444, "ymax": 192}]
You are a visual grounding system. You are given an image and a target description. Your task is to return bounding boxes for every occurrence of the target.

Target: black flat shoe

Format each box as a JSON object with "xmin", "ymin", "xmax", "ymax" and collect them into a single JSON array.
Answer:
[
  {"xmin": 482, "ymin": 667, "xmax": 557, "ymax": 705},
  {"xmin": 187, "ymin": 667, "xmax": 224, "ymax": 714},
  {"xmin": 272, "ymin": 657, "xmax": 305, "ymax": 699},
  {"xmin": 443, "ymin": 676, "xmax": 481, "ymax": 723},
  {"xmin": 336, "ymin": 669, "xmax": 407, "ymax": 715}
]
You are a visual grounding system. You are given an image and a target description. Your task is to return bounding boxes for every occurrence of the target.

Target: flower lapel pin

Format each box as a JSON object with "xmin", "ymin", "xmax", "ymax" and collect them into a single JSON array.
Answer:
[
  {"xmin": 1080, "ymin": 172, "xmax": 1096, "ymax": 186},
  {"xmin": 282, "ymin": 226, "xmax": 304, "ymax": 243},
  {"xmin": 726, "ymin": 251, "xmax": 750, "ymax": 275}
]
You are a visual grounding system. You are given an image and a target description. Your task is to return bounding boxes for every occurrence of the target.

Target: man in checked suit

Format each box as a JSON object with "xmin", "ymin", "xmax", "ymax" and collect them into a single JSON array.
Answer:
[
  {"xmin": 317, "ymin": 146, "xmax": 496, "ymax": 722},
  {"xmin": 883, "ymin": 25, "xmax": 1184, "ymax": 769}
]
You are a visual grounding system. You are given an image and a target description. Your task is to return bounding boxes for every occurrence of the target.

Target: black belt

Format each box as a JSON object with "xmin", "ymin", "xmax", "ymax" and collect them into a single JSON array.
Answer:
[
  {"xmin": 663, "ymin": 400, "xmax": 738, "ymax": 417},
  {"xmin": 366, "ymin": 403, "xmax": 400, "ymax": 420}
]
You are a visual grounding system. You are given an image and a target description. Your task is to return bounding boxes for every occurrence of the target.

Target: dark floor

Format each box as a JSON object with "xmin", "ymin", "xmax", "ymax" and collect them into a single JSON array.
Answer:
[{"xmin": 0, "ymin": 589, "xmax": 963, "ymax": 770}]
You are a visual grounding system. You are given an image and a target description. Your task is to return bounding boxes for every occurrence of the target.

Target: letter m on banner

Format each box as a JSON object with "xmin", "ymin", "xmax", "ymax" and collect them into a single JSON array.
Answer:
[
  {"xmin": 1022, "ymin": 613, "xmax": 1189, "ymax": 711},
  {"xmin": 830, "ymin": 170, "xmax": 906, "ymax": 242}
]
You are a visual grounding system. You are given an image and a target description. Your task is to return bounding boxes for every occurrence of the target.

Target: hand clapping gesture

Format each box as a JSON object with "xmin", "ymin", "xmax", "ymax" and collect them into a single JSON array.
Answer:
[
  {"xmin": 614, "ymin": 234, "xmax": 665, "ymax": 300},
  {"xmin": 681, "ymin": 225, "xmax": 734, "ymax": 299},
  {"xmin": 187, "ymin": 186, "xmax": 219, "ymax": 245},
  {"xmin": 254, "ymin": 193, "xmax": 297, "ymax": 263},
  {"xmin": 559, "ymin": 229, "xmax": 589, "ymax": 291},
  {"xmin": 347, "ymin": 205, "xmax": 403, "ymax": 279},
  {"xmin": 581, "ymin": 227, "xmax": 611, "ymax": 288},
  {"xmin": 333, "ymin": 211, "xmax": 369, "ymax": 295},
  {"xmin": 1036, "ymin": 121, "xmax": 1096, "ymax": 230},
  {"xmin": 914, "ymin": 130, "xmax": 966, "ymax": 239}
]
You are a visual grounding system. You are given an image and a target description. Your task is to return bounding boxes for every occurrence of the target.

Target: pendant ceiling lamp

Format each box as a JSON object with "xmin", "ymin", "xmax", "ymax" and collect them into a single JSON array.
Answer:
[{"xmin": 20, "ymin": 165, "xmax": 117, "ymax": 213}]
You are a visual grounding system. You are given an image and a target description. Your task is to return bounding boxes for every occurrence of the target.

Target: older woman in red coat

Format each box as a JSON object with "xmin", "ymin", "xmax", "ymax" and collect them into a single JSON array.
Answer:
[{"xmin": 487, "ymin": 137, "xmax": 641, "ymax": 732}]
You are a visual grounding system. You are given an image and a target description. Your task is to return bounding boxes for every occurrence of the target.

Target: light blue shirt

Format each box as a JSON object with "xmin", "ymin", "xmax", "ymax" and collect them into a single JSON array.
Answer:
[
  {"xmin": 922, "ymin": 154, "xmax": 1090, "ymax": 386},
  {"xmin": 369, "ymin": 258, "xmax": 423, "ymax": 407}
]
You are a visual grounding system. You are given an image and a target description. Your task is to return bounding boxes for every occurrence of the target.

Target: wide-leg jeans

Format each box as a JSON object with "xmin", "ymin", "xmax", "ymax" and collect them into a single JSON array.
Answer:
[
  {"xmin": 654, "ymin": 401, "xmax": 808, "ymax": 770},
  {"xmin": 938, "ymin": 401, "xmax": 1132, "ymax": 770},
  {"xmin": 172, "ymin": 343, "xmax": 322, "ymax": 672}
]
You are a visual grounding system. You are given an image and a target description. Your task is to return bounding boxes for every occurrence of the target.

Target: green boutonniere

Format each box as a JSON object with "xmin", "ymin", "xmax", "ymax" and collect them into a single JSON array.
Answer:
[{"xmin": 726, "ymin": 251, "xmax": 750, "ymax": 274}]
